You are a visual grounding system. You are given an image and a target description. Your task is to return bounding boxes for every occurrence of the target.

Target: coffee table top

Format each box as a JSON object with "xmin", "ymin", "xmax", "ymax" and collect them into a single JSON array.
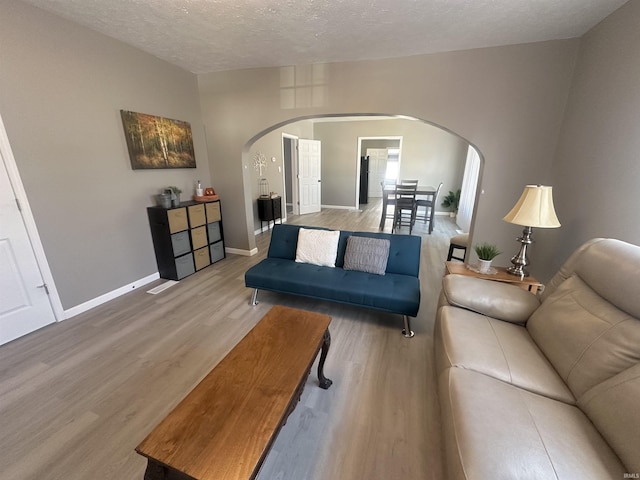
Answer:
[{"xmin": 136, "ymin": 305, "xmax": 331, "ymax": 480}]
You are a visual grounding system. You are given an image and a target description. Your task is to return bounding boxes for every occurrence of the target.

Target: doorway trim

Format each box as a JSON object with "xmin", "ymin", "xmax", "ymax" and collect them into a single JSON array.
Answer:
[
  {"xmin": 281, "ymin": 133, "xmax": 297, "ymax": 217},
  {"xmin": 355, "ymin": 136, "xmax": 403, "ymax": 210},
  {"xmin": 0, "ymin": 113, "xmax": 64, "ymax": 321}
]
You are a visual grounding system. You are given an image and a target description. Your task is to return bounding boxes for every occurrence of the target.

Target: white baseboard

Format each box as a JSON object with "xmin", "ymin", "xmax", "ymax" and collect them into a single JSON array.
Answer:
[
  {"xmin": 226, "ymin": 247, "xmax": 258, "ymax": 256},
  {"xmin": 321, "ymin": 204, "xmax": 354, "ymax": 210},
  {"xmin": 63, "ymin": 272, "xmax": 160, "ymax": 320},
  {"xmin": 253, "ymin": 218, "xmax": 288, "ymax": 236},
  {"xmin": 62, "ymin": 241, "xmax": 260, "ymax": 318}
]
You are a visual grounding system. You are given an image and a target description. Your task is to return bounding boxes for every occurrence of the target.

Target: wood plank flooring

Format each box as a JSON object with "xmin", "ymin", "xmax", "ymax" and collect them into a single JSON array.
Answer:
[{"xmin": 0, "ymin": 200, "xmax": 459, "ymax": 480}]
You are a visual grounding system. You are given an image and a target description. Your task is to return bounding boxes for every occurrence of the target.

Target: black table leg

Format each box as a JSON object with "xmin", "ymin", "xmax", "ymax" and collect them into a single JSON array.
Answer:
[{"xmin": 317, "ymin": 329, "xmax": 333, "ymax": 389}]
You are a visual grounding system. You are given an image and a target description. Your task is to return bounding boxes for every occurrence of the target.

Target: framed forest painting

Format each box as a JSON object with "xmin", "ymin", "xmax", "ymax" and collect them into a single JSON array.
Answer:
[{"xmin": 121, "ymin": 110, "xmax": 196, "ymax": 169}]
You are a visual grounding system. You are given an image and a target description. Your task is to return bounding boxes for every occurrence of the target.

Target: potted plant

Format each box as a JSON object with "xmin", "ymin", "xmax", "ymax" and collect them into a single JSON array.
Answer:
[
  {"xmin": 474, "ymin": 242, "xmax": 501, "ymax": 273},
  {"xmin": 168, "ymin": 186, "xmax": 182, "ymax": 207},
  {"xmin": 441, "ymin": 189, "xmax": 461, "ymax": 217}
]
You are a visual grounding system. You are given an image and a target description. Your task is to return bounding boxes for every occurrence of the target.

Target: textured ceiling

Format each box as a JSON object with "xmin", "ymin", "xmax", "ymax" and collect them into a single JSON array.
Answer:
[{"xmin": 19, "ymin": 0, "xmax": 627, "ymax": 74}]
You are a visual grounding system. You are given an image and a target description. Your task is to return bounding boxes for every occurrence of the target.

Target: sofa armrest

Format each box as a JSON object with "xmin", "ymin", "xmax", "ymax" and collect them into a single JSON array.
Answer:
[{"xmin": 441, "ymin": 274, "xmax": 540, "ymax": 325}]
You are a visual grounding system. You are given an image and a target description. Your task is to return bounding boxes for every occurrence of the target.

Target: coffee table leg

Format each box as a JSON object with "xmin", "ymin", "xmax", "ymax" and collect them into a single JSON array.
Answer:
[
  {"xmin": 318, "ymin": 329, "xmax": 333, "ymax": 389},
  {"xmin": 143, "ymin": 459, "xmax": 166, "ymax": 480},
  {"xmin": 144, "ymin": 458, "xmax": 194, "ymax": 480}
]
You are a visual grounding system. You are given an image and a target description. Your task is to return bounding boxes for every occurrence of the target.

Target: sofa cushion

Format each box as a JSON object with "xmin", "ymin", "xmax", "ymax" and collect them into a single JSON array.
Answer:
[
  {"xmin": 578, "ymin": 363, "xmax": 640, "ymax": 473},
  {"xmin": 435, "ymin": 306, "xmax": 574, "ymax": 403},
  {"xmin": 265, "ymin": 224, "xmax": 421, "ymax": 277},
  {"xmin": 527, "ymin": 274, "xmax": 640, "ymax": 399},
  {"xmin": 439, "ymin": 368, "xmax": 626, "ymax": 480},
  {"xmin": 244, "ymin": 257, "xmax": 420, "ymax": 316},
  {"xmin": 295, "ymin": 228, "xmax": 340, "ymax": 267},
  {"xmin": 267, "ymin": 223, "xmax": 302, "ymax": 260},
  {"xmin": 343, "ymin": 236, "xmax": 390, "ymax": 275},
  {"xmin": 441, "ymin": 274, "xmax": 540, "ymax": 324}
]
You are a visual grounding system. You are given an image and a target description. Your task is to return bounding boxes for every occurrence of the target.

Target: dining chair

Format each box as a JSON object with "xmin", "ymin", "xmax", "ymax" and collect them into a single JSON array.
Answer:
[
  {"xmin": 415, "ymin": 182, "xmax": 443, "ymax": 234},
  {"xmin": 379, "ymin": 180, "xmax": 397, "ymax": 228},
  {"xmin": 399, "ymin": 179, "xmax": 419, "ymax": 186},
  {"xmin": 393, "ymin": 182, "xmax": 418, "ymax": 234}
]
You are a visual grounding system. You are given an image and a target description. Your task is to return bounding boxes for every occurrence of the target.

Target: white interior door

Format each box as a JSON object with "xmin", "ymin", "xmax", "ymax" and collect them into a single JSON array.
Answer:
[
  {"xmin": 1, "ymin": 149, "xmax": 56, "ymax": 346},
  {"xmin": 298, "ymin": 139, "xmax": 321, "ymax": 214},
  {"xmin": 367, "ymin": 148, "xmax": 388, "ymax": 198}
]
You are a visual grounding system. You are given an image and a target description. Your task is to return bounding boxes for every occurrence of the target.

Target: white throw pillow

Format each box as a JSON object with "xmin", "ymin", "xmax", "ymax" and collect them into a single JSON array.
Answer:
[{"xmin": 295, "ymin": 228, "xmax": 340, "ymax": 268}]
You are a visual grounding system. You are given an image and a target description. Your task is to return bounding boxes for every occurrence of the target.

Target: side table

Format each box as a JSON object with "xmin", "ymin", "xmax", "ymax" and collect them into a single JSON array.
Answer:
[
  {"xmin": 257, "ymin": 196, "xmax": 282, "ymax": 233},
  {"xmin": 445, "ymin": 261, "xmax": 543, "ymax": 294}
]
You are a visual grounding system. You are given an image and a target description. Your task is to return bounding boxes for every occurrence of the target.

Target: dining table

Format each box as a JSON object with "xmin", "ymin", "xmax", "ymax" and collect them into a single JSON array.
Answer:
[{"xmin": 379, "ymin": 184, "xmax": 438, "ymax": 232}]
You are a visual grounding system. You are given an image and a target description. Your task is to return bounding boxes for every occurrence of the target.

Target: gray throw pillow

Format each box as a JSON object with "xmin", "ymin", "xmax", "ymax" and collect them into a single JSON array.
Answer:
[{"xmin": 343, "ymin": 236, "xmax": 390, "ymax": 275}]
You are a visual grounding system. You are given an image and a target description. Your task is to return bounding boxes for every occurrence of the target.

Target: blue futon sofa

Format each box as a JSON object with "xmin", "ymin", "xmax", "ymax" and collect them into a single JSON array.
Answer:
[{"xmin": 244, "ymin": 224, "xmax": 421, "ymax": 337}]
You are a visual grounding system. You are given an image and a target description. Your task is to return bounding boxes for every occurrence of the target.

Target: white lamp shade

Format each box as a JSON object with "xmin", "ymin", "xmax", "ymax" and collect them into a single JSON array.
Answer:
[{"xmin": 503, "ymin": 185, "xmax": 561, "ymax": 228}]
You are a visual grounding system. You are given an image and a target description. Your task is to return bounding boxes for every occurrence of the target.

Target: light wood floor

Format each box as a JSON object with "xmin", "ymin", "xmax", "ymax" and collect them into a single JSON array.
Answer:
[{"xmin": 0, "ymin": 200, "xmax": 460, "ymax": 480}]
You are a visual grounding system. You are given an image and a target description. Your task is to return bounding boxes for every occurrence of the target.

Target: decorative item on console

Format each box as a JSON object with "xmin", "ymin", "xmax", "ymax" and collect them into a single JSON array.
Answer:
[
  {"xmin": 194, "ymin": 185, "xmax": 219, "ymax": 202},
  {"xmin": 156, "ymin": 191, "xmax": 172, "ymax": 208},
  {"xmin": 168, "ymin": 186, "xmax": 182, "ymax": 207},
  {"xmin": 472, "ymin": 242, "xmax": 502, "ymax": 274},
  {"xmin": 155, "ymin": 187, "xmax": 181, "ymax": 208},
  {"xmin": 259, "ymin": 178, "xmax": 269, "ymax": 198}
]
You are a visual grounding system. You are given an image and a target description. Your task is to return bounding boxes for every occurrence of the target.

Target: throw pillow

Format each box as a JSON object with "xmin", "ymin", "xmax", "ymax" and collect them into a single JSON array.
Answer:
[
  {"xmin": 343, "ymin": 236, "xmax": 390, "ymax": 275},
  {"xmin": 295, "ymin": 228, "xmax": 340, "ymax": 267}
]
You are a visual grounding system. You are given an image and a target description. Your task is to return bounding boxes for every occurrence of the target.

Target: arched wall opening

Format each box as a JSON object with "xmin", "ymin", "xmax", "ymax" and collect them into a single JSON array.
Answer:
[{"xmin": 241, "ymin": 113, "xmax": 484, "ymax": 254}]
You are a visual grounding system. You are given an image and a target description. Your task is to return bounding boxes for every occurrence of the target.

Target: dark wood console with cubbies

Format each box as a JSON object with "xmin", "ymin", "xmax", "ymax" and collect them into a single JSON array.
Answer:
[{"xmin": 147, "ymin": 200, "xmax": 225, "ymax": 280}]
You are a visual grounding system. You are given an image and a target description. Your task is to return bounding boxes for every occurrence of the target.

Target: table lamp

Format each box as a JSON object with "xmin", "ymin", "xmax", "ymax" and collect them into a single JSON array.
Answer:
[{"xmin": 503, "ymin": 185, "xmax": 560, "ymax": 277}]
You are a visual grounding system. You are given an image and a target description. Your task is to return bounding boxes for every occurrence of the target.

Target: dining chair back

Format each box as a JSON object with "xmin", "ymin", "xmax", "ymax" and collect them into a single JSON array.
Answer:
[
  {"xmin": 393, "ymin": 182, "xmax": 418, "ymax": 234},
  {"xmin": 380, "ymin": 180, "xmax": 396, "ymax": 227}
]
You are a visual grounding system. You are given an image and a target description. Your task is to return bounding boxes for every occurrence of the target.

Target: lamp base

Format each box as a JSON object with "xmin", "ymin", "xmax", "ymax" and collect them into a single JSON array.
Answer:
[
  {"xmin": 507, "ymin": 264, "xmax": 530, "ymax": 277},
  {"xmin": 507, "ymin": 226, "xmax": 533, "ymax": 277}
]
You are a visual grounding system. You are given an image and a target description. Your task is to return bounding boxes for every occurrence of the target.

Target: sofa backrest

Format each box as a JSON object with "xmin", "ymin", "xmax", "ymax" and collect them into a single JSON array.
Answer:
[
  {"xmin": 266, "ymin": 224, "xmax": 421, "ymax": 277},
  {"xmin": 526, "ymin": 238, "xmax": 640, "ymax": 471},
  {"xmin": 541, "ymin": 238, "xmax": 640, "ymax": 317}
]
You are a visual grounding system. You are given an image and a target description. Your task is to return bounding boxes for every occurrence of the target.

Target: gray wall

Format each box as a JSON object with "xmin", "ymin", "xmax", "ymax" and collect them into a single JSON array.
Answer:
[
  {"xmin": 547, "ymin": 0, "xmax": 640, "ymax": 271},
  {"xmin": 361, "ymin": 139, "xmax": 400, "ymax": 152},
  {"xmin": 5, "ymin": 0, "xmax": 640, "ymax": 314},
  {"xmin": 198, "ymin": 40, "xmax": 579, "ymax": 279},
  {"xmin": 0, "ymin": 0, "xmax": 210, "ymax": 309},
  {"xmin": 313, "ymin": 118, "xmax": 468, "ymax": 208},
  {"xmin": 248, "ymin": 121, "xmax": 313, "ymax": 231}
]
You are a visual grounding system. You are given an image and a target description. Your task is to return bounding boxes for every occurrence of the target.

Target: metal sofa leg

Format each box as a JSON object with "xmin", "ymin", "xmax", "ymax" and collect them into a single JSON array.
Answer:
[
  {"xmin": 249, "ymin": 289, "xmax": 259, "ymax": 306},
  {"xmin": 402, "ymin": 315, "xmax": 415, "ymax": 338}
]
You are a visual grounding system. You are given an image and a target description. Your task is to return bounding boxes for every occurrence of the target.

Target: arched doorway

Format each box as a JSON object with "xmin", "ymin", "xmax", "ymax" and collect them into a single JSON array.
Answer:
[{"xmin": 242, "ymin": 113, "xmax": 483, "ymax": 253}]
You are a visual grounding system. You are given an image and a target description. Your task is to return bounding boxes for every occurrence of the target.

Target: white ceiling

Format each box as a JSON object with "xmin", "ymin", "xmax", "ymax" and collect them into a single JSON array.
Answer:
[{"xmin": 20, "ymin": 0, "xmax": 627, "ymax": 74}]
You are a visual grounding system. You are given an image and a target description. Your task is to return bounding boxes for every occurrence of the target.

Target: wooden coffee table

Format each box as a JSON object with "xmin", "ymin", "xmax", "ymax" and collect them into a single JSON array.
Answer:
[{"xmin": 136, "ymin": 305, "xmax": 332, "ymax": 480}]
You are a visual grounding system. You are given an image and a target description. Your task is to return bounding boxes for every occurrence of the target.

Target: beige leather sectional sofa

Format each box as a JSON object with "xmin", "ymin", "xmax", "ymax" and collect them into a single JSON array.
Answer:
[{"xmin": 435, "ymin": 238, "xmax": 640, "ymax": 479}]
